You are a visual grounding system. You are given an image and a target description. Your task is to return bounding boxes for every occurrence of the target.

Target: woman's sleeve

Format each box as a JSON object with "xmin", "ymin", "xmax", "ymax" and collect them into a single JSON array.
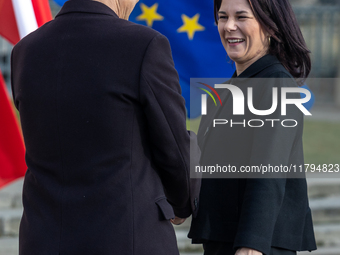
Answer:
[{"xmin": 233, "ymin": 73, "xmax": 304, "ymax": 255}]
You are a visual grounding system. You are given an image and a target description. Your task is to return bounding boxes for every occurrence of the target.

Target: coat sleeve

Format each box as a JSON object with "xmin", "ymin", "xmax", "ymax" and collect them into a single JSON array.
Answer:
[
  {"xmin": 139, "ymin": 34, "xmax": 201, "ymax": 218},
  {"xmin": 233, "ymin": 74, "xmax": 304, "ymax": 255}
]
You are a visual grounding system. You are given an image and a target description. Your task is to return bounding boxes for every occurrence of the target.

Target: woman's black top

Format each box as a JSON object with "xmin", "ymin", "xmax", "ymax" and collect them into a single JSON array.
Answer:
[{"xmin": 188, "ymin": 54, "xmax": 317, "ymax": 255}]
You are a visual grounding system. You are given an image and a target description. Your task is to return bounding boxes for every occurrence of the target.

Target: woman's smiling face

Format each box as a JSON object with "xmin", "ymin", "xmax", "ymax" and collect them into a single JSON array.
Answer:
[{"xmin": 217, "ymin": 0, "xmax": 269, "ymax": 69}]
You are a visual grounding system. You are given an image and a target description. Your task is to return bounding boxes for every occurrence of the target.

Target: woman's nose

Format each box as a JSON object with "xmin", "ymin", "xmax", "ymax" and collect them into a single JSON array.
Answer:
[{"xmin": 224, "ymin": 19, "xmax": 237, "ymax": 32}]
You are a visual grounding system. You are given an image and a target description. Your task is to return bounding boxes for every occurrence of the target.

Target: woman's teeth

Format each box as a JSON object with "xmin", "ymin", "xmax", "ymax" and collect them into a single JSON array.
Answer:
[{"xmin": 228, "ymin": 39, "xmax": 245, "ymax": 43}]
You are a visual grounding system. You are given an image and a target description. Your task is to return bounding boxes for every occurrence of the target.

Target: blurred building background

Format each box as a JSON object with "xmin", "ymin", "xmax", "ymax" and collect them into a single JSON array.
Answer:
[{"xmin": 0, "ymin": 0, "xmax": 339, "ymax": 255}]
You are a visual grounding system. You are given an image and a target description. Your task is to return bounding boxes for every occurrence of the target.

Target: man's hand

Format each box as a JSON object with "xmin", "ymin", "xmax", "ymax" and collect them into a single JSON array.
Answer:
[
  {"xmin": 235, "ymin": 248, "xmax": 262, "ymax": 255},
  {"xmin": 170, "ymin": 216, "xmax": 186, "ymax": 225}
]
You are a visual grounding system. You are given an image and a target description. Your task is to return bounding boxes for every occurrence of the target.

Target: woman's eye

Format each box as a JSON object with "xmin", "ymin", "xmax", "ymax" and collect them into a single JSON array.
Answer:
[
  {"xmin": 238, "ymin": 16, "xmax": 247, "ymax": 19},
  {"xmin": 219, "ymin": 16, "xmax": 228, "ymax": 20}
]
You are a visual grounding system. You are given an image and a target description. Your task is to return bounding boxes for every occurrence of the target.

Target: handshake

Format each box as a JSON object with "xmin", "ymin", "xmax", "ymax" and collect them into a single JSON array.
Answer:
[{"xmin": 170, "ymin": 216, "xmax": 186, "ymax": 225}]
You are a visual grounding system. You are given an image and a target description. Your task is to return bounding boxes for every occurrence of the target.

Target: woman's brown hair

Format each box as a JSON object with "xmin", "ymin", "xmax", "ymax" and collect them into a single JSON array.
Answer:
[{"xmin": 214, "ymin": 0, "xmax": 311, "ymax": 81}]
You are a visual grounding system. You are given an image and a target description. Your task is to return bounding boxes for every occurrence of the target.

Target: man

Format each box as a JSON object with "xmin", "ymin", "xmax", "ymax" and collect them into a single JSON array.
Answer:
[{"xmin": 11, "ymin": 0, "xmax": 200, "ymax": 254}]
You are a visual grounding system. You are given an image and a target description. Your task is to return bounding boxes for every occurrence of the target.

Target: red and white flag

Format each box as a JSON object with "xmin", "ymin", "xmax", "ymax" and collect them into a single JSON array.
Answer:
[
  {"xmin": 0, "ymin": 70, "xmax": 26, "ymax": 188},
  {"xmin": 0, "ymin": 0, "xmax": 52, "ymax": 188},
  {"xmin": 0, "ymin": 0, "xmax": 52, "ymax": 44}
]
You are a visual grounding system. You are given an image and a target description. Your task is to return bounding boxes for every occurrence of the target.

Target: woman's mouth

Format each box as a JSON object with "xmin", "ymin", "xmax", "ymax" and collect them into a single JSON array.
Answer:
[{"xmin": 227, "ymin": 38, "xmax": 245, "ymax": 46}]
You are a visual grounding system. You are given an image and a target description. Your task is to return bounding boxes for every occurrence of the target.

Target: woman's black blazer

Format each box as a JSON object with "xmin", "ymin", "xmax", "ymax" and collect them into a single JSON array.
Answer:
[{"xmin": 189, "ymin": 54, "xmax": 317, "ymax": 255}]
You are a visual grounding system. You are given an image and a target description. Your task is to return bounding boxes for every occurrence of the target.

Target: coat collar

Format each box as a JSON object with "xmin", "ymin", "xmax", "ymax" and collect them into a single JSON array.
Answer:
[
  {"xmin": 55, "ymin": 0, "xmax": 119, "ymax": 19},
  {"xmin": 231, "ymin": 54, "xmax": 281, "ymax": 78}
]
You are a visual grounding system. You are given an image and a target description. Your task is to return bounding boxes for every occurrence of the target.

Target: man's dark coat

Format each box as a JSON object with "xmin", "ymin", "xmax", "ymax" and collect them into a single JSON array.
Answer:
[{"xmin": 11, "ymin": 1, "xmax": 200, "ymax": 254}]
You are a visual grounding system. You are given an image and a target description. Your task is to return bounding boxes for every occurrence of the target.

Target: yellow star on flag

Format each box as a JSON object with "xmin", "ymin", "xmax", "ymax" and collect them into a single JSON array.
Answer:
[
  {"xmin": 136, "ymin": 3, "xmax": 164, "ymax": 27},
  {"xmin": 177, "ymin": 14, "xmax": 205, "ymax": 40}
]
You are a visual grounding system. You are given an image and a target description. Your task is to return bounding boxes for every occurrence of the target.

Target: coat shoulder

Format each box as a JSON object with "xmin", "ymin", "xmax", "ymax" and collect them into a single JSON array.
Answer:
[
  {"xmin": 256, "ymin": 61, "xmax": 298, "ymax": 90},
  {"xmin": 15, "ymin": 16, "xmax": 166, "ymax": 54},
  {"xmin": 115, "ymin": 18, "xmax": 165, "ymax": 41},
  {"xmin": 259, "ymin": 62, "xmax": 294, "ymax": 79}
]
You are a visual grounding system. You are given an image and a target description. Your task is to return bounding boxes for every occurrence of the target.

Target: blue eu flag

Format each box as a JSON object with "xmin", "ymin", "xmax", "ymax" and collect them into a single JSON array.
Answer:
[
  {"xmin": 54, "ymin": 0, "xmax": 314, "ymax": 116},
  {"xmin": 130, "ymin": 1, "xmax": 235, "ymax": 118}
]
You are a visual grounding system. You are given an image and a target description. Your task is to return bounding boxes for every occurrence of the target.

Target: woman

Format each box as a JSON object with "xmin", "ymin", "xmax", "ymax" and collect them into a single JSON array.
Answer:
[{"xmin": 188, "ymin": 0, "xmax": 317, "ymax": 255}]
